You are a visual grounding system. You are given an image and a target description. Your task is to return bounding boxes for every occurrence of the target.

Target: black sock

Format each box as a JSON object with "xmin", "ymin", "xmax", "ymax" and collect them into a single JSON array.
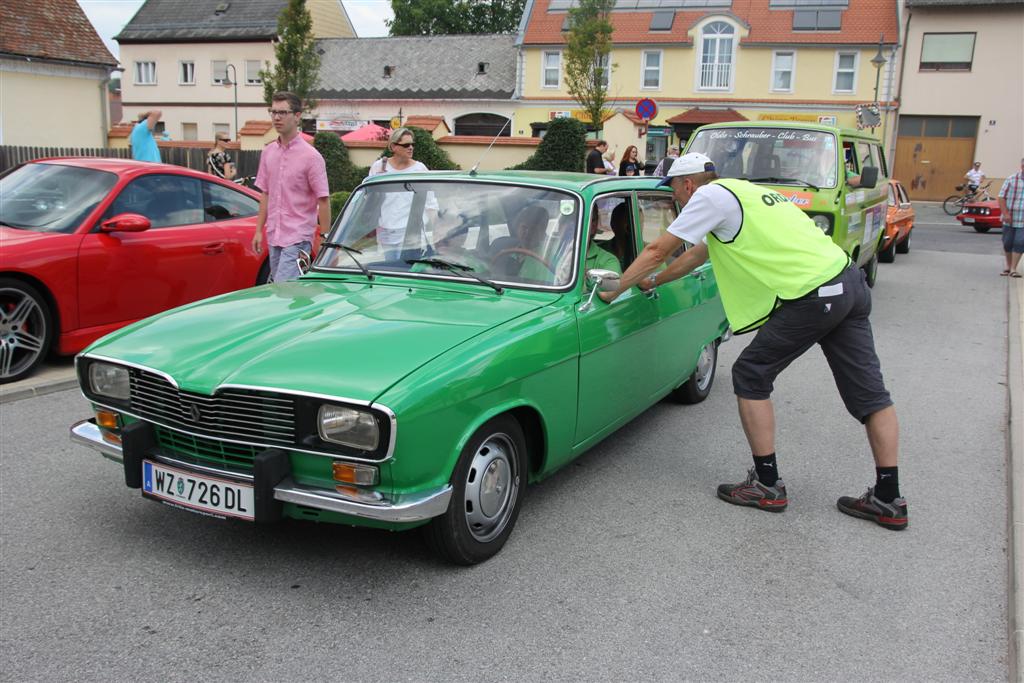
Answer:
[
  {"xmin": 874, "ymin": 467, "xmax": 900, "ymax": 503},
  {"xmin": 753, "ymin": 453, "xmax": 779, "ymax": 487}
]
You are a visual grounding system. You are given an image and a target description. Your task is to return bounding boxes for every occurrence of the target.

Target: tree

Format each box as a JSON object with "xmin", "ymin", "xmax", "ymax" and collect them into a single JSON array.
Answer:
[
  {"xmin": 387, "ymin": 0, "xmax": 526, "ymax": 35},
  {"xmin": 563, "ymin": 0, "xmax": 615, "ymax": 134},
  {"xmin": 509, "ymin": 117, "xmax": 587, "ymax": 172},
  {"xmin": 313, "ymin": 132, "xmax": 367, "ymax": 193},
  {"xmin": 260, "ymin": 0, "xmax": 321, "ymax": 108}
]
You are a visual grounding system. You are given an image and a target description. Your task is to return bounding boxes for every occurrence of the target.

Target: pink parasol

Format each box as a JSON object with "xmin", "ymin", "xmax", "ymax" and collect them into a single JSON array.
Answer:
[{"xmin": 341, "ymin": 123, "xmax": 391, "ymax": 141}]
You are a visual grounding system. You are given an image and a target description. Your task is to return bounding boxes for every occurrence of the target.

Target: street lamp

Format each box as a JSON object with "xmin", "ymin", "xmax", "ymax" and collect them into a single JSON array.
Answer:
[
  {"xmin": 870, "ymin": 35, "xmax": 888, "ymax": 135},
  {"xmin": 219, "ymin": 63, "xmax": 236, "ymax": 139}
]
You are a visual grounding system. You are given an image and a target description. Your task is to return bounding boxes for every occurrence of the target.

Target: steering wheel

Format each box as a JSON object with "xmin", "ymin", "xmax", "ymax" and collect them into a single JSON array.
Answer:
[{"xmin": 490, "ymin": 247, "xmax": 555, "ymax": 275}]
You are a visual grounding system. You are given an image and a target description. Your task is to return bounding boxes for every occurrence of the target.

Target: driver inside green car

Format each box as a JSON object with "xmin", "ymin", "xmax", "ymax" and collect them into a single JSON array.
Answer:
[{"xmin": 410, "ymin": 214, "xmax": 488, "ymax": 274}]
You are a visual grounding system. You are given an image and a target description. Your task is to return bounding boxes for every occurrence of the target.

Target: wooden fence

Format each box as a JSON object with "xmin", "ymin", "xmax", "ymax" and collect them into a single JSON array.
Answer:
[{"xmin": 0, "ymin": 145, "xmax": 262, "ymax": 179}]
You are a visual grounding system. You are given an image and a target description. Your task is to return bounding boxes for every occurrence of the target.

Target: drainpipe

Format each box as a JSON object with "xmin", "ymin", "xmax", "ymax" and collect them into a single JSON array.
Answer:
[
  {"xmin": 99, "ymin": 70, "xmax": 112, "ymax": 146},
  {"xmin": 892, "ymin": 6, "xmax": 912, "ymax": 164}
]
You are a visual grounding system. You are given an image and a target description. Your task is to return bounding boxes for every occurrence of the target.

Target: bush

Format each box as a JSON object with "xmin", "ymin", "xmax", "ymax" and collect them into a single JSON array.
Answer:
[
  {"xmin": 313, "ymin": 132, "xmax": 369, "ymax": 193},
  {"xmin": 329, "ymin": 191, "xmax": 351, "ymax": 222},
  {"xmin": 509, "ymin": 117, "xmax": 587, "ymax": 172},
  {"xmin": 409, "ymin": 126, "xmax": 458, "ymax": 170}
]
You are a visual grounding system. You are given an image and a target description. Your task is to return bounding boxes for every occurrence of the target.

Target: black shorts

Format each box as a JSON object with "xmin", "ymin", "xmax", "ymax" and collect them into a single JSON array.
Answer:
[{"xmin": 731, "ymin": 264, "xmax": 893, "ymax": 423}]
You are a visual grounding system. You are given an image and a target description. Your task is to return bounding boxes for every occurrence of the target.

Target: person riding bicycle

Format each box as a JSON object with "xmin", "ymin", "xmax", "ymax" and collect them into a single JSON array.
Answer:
[{"xmin": 964, "ymin": 161, "xmax": 986, "ymax": 194}]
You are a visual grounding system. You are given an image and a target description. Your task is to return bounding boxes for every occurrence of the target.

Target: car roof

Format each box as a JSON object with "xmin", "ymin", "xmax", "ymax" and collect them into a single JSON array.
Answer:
[
  {"xmin": 359, "ymin": 170, "xmax": 671, "ymax": 194},
  {"xmin": 33, "ymin": 157, "xmax": 202, "ymax": 177}
]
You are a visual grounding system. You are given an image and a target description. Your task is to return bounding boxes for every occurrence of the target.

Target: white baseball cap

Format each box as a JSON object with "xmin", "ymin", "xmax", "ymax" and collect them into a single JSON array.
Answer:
[{"xmin": 657, "ymin": 152, "xmax": 716, "ymax": 186}]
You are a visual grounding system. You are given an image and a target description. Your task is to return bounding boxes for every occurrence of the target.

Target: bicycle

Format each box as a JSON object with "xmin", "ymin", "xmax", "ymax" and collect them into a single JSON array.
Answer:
[
  {"xmin": 233, "ymin": 175, "xmax": 258, "ymax": 190},
  {"xmin": 943, "ymin": 181, "xmax": 992, "ymax": 215}
]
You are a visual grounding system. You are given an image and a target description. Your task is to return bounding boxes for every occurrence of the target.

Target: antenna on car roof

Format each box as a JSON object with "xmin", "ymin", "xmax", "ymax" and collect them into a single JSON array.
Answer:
[{"xmin": 469, "ymin": 118, "xmax": 512, "ymax": 177}]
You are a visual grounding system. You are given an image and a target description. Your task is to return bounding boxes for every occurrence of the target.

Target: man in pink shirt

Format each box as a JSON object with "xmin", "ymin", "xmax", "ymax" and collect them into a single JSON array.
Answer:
[{"xmin": 251, "ymin": 91, "xmax": 330, "ymax": 282}]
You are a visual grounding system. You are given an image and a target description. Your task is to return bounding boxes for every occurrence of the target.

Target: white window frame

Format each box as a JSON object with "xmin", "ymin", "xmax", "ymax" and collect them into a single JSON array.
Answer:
[
  {"xmin": 832, "ymin": 50, "xmax": 859, "ymax": 94},
  {"xmin": 181, "ymin": 122, "xmax": 198, "ymax": 141},
  {"xmin": 211, "ymin": 60, "xmax": 228, "ymax": 85},
  {"xmin": 542, "ymin": 51, "xmax": 561, "ymax": 89},
  {"xmin": 178, "ymin": 60, "xmax": 195, "ymax": 85},
  {"xmin": 245, "ymin": 59, "xmax": 262, "ymax": 85},
  {"xmin": 641, "ymin": 50, "xmax": 662, "ymax": 90},
  {"xmin": 597, "ymin": 51, "xmax": 611, "ymax": 89},
  {"xmin": 770, "ymin": 50, "xmax": 795, "ymax": 93},
  {"xmin": 134, "ymin": 61, "xmax": 156, "ymax": 85},
  {"xmin": 696, "ymin": 21, "xmax": 736, "ymax": 92}
]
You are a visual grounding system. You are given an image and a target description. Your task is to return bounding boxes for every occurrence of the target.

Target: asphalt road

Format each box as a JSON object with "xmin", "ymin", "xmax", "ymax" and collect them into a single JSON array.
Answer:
[{"xmin": 0, "ymin": 206, "xmax": 1012, "ymax": 682}]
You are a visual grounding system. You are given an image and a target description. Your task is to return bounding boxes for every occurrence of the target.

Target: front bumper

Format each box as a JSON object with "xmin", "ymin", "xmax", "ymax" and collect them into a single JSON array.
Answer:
[{"xmin": 70, "ymin": 419, "xmax": 451, "ymax": 524}]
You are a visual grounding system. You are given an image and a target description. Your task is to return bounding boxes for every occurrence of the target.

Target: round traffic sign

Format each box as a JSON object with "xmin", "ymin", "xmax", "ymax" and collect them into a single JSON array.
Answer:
[
  {"xmin": 390, "ymin": 117, "xmax": 402, "ymax": 130},
  {"xmin": 635, "ymin": 98, "xmax": 658, "ymax": 121}
]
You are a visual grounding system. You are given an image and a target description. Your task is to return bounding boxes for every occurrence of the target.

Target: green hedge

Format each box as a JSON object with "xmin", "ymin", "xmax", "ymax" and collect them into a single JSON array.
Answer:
[
  {"xmin": 329, "ymin": 191, "xmax": 351, "ymax": 222},
  {"xmin": 509, "ymin": 117, "xmax": 588, "ymax": 172},
  {"xmin": 314, "ymin": 132, "xmax": 369, "ymax": 193}
]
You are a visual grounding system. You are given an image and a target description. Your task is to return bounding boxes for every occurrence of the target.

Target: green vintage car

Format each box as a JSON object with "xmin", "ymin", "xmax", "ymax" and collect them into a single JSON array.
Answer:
[{"xmin": 70, "ymin": 171, "xmax": 729, "ymax": 564}]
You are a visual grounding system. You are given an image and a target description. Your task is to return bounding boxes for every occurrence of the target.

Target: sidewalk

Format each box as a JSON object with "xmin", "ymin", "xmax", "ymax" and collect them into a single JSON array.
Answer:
[
  {"xmin": 0, "ymin": 358, "xmax": 77, "ymax": 404},
  {"xmin": 1010, "ymin": 275, "xmax": 1023, "ymax": 683}
]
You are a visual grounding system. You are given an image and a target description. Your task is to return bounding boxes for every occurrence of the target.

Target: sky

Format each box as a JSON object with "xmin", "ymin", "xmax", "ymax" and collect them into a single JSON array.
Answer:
[{"xmin": 77, "ymin": 0, "xmax": 393, "ymax": 60}]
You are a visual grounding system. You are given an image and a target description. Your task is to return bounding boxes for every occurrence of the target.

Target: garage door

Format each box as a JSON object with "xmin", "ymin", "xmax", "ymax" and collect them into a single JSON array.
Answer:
[{"xmin": 893, "ymin": 116, "xmax": 978, "ymax": 201}]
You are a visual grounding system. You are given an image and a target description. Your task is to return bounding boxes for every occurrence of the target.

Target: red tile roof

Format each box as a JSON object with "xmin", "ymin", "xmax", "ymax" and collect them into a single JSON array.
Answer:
[
  {"xmin": 239, "ymin": 120, "xmax": 274, "ymax": 136},
  {"xmin": 405, "ymin": 115, "xmax": 451, "ymax": 133},
  {"xmin": 0, "ymin": 0, "xmax": 116, "ymax": 67},
  {"xmin": 108, "ymin": 123, "xmax": 134, "ymax": 139},
  {"xmin": 666, "ymin": 107, "xmax": 748, "ymax": 124},
  {"xmin": 522, "ymin": 0, "xmax": 898, "ymax": 46}
]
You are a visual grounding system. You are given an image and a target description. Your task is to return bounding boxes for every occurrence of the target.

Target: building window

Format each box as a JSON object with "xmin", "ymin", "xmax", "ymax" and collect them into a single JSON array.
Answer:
[
  {"xmin": 596, "ymin": 52, "xmax": 611, "ymax": 89},
  {"xmin": 181, "ymin": 123, "xmax": 198, "ymax": 141},
  {"xmin": 542, "ymin": 51, "xmax": 561, "ymax": 88},
  {"xmin": 212, "ymin": 60, "xmax": 228, "ymax": 85},
  {"xmin": 245, "ymin": 60, "xmax": 262, "ymax": 85},
  {"xmin": 699, "ymin": 21, "xmax": 734, "ymax": 90},
  {"xmin": 179, "ymin": 61, "xmax": 195, "ymax": 85},
  {"xmin": 771, "ymin": 50, "xmax": 794, "ymax": 92},
  {"xmin": 642, "ymin": 51, "xmax": 662, "ymax": 89},
  {"xmin": 134, "ymin": 61, "xmax": 156, "ymax": 85},
  {"xmin": 833, "ymin": 51, "xmax": 857, "ymax": 93},
  {"xmin": 920, "ymin": 33, "xmax": 975, "ymax": 71},
  {"xmin": 213, "ymin": 123, "xmax": 230, "ymax": 139}
]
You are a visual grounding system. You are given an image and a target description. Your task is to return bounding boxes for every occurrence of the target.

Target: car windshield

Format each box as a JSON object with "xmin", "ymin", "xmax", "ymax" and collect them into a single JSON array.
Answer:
[
  {"xmin": 0, "ymin": 163, "xmax": 118, "ymax": 233},
  {"xmin": 315, "ymin": 180, "xmax": 581, "ymax": 289},
  {"xmin": 687, "ymin": 127, "xmax": 839, "ymax": 189}
]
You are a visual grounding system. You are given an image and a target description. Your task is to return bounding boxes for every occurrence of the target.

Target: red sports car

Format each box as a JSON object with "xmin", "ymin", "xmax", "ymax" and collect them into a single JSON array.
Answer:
[
  {"xmin": 956, "ymin": 200, "xmax": 1003, "ymax": 233},
  {"xmin": 1, "ymin": 158, "xmax": 268, "ymax": 383}
]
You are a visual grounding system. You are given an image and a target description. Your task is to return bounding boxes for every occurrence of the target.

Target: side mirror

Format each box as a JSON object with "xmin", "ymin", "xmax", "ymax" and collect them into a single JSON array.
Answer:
[
  {"xmin": 100, "ymin": 213, "xmax": 151, "ymax": 233},
  {"xmin": 579, "ymin": 268, "xmax": 621, "ymax": 312},
  {"xmin": 296, "ymin": 248, "xmax": 312, "ymax": 275},
  {"xmin": 859, "ymin": 166, "xmax": 879, "ymax": 190}
]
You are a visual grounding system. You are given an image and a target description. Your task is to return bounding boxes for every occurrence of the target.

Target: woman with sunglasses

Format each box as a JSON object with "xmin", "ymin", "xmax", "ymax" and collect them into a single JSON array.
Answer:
[
  {"xmin": 367, "ymin": 127, "xmax": 436, "ymax": 260},
  {"xmin": 206, "ymin": 134, "xmax": 236, "ymax": 180}
]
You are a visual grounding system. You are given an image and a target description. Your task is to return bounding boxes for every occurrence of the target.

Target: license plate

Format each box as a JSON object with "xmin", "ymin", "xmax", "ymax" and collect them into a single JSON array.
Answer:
[
  {"xmin": 142, "ymin": 460, "xmax": 254, "ymax": 521},
  {"xmin": 962, "ymin": 217, "xmax": 974, "ymax": 223}
]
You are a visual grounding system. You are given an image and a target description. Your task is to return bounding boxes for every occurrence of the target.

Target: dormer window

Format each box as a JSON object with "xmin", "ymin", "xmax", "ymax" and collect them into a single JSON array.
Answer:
[
  {"xmin": 383, "ymin": 65, "xmax": 394, "ymax": 78},
  {"xmin": 650, "ymin": 11, "xmax": 674, "ymax": 31},
  {"xmin": 214, "ymin": 2, "xmax": 230, "ymax": 16},
  {"xmin": 477, "ymin": 62, "xmax": 488, "ymax": 75}
]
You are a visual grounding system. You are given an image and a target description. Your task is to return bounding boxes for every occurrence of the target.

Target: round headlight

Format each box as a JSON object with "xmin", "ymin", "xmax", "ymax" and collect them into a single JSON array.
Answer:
[
  {"xmin": 88, "ymin": 362, "xmax": 130, "ymax": 401},
  {"xmin": 318, "ymin": 404, "xmax": 380, "ymax": 451},
  {"xmin": 812, "ymin": 215, "xmax": 832, "ymax": 235}
]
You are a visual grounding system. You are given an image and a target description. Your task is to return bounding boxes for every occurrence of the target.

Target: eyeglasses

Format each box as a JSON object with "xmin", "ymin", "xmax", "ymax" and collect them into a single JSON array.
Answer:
[
  {"xmin": 217, "ymin": 138, "xmax": 230, "ymax": 142},
  {"xmin": 394, "ymin": 142, "xmax": 414, "ymax": 149},
  {"xmin": 268, "ymin": 109, "xmax": 297, "ymax": 117}
]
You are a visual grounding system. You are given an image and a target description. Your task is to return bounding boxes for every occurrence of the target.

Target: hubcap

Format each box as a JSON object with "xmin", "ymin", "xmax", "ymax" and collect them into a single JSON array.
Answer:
[
  {"xmin": 463, "ymin": 433, "xmax": 519, "ymax": 543},
  {"xmin": 694, "ymin": 343, "xmax": 716, "ymax": 392},
  {"xmin": 0, "ymin": 287, "xmax": 47, "ymax": 380}
]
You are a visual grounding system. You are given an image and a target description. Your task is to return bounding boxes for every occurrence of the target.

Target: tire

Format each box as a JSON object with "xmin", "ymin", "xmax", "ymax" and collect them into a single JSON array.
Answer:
[
  {"xmin": 0, "ymin": 278, "xmax": 54, "ymax": 384},
  {"xmin": 973, "ymin": 226, "xmax": 991, "ymax": 234},
  {"xmin": 943, "ymin": 195, "xmax": 964, "ymax": 216},
  {"xmin": 862, "ymin": 252, "xmax": 879, "ymax": 288},
  {"xmin": 669, "ymin": 341, "xmax": 718, "ymax": 404},
  {"xmin": 878, "ymin": 236, "xmax": 896, "ymax": 263},
  {"xmin": 255, "ymin": 259, "xmax": 271, "ymax": 285},
  {"xmin": 424, "ymin": 415, "xmax": 528, "ymax": 565},
  {"xmin": 895, "ymin": 231, "xmax": 910, "ymax": 254}
]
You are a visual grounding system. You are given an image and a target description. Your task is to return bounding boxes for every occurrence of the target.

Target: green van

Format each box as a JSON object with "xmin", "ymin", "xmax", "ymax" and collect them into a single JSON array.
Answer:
[{"xmin": 682, "ymin": 121, "xmax": 888, "ymax": 286}]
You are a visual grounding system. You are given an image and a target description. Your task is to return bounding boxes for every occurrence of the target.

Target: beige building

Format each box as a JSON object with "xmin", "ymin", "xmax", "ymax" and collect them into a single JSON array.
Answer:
[
  {"xmin": 895, "ymin": 0, "xmax": 1024, "ymax": 200},
  {"xmin": 117, "ymin": 0, "xmax": 355, "ymax": 142},
  {"xmin": 0, "ymin": 0, "xmax": 116, "ymax": 146}
]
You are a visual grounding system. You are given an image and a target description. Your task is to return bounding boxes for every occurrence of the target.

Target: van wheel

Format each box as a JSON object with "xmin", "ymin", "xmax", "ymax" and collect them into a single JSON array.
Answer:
[
  {"xmin": 878, "ymin": 237, "xmax": 896, "ymax": 264},
  {"xmin": 862, "ymin": 253, "xmax": 878, "ymax": 288},
  {"xmin": 896, "ymin": 232, "xmax": 911, "ymax": 254},
  {"xmin": 424, "ymin": 415, "xmax": 527, "ymax": 565},
  {"xmin": 669, "ymin": 341, "xmax": 717, "ymax": 404}
]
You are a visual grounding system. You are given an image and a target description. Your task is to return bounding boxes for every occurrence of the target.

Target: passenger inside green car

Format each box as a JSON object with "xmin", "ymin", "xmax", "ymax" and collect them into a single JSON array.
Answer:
[
  {"xmin": 493, "ymin": 205, "xmax": 556, "ymax": 283},
  {"xmin": 586, "ymin": 211, "xmax": 624, "ymax": 276}
]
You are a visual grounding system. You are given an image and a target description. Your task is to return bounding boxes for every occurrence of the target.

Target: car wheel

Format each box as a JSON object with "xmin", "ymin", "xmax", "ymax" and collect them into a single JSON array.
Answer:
[
  {"xmin": 669, "ymin": 341, "xmax": 717, "ymax": 404},
  {"xmin": 895, "ymin": 231, "xmax": 911, "ymax": 254},
  {"xmin": 424, "ymin": 415, "xmax": 528, "ymax": 565},
  {"xmin": 0, "ymin": 278, "xmax": 53, "ymax": 384},
  {"xmin": 862, "ymin": 253, "xmax": 879, "ymax": 288},
  {"xmin": 878, "ymin": 237, "xmax": 896, "ymax": 263},
  {"xmin": 973, "ymin": 226, "xmax": 991, "ymax": 234},
  {"xmin": 256, "ymin": 260, "xmax": 271, "ymax": 285}
]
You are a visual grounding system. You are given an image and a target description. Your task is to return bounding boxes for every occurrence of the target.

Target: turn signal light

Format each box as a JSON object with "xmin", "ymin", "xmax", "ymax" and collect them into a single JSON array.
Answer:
[
  {"xmin": 96, "ymin": 410, "xmax": 121, "ymax": 430},
  {"xmin": 332, "ymin": 461, "xmax": 378, "ymax": 486}
]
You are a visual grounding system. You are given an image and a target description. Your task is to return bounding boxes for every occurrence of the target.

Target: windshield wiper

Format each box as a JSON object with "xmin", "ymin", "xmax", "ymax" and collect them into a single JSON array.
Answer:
[
  {"xmin": 320, "ymin": 241, "xmax": 374, "ymax": 280},
  {"xmin": 405, "ymin": 258, "xmax": 503, "ymax": 294},
  {"xmin": 748, "ymin": 176, "xmax": 820, "ymax": 191}
]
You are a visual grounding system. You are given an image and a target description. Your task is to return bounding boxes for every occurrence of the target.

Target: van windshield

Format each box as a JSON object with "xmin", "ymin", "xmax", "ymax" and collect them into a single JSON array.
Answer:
[{"xmin": 687, "ymin": 127, "xmax": 840, "ymax": 189}]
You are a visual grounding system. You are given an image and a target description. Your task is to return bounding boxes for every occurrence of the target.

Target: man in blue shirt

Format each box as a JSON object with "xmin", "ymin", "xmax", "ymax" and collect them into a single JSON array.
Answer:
[{"xmin": 130, "ymin": 110, "xmax": 162, "ymax": 162}]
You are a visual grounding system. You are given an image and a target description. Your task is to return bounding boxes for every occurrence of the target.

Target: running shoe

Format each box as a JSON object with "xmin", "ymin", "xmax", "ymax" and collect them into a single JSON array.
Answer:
[
  {"xmin": 716, "ymin": 467, "xmax": 788, "ymax": 512},
  {"xmin": 837, "ymin": 487, "xmax": 909, "ymax": 530}
]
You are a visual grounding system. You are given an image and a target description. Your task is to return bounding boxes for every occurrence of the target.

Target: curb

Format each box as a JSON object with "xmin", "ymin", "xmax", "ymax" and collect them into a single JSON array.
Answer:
[
  {"xmin": 1008, "ymin": 276, "xmax": 1023, "ymax": 683},
  {"xmin": 0, "ymin": 377, "xmax": 79, "ymax": 405}
]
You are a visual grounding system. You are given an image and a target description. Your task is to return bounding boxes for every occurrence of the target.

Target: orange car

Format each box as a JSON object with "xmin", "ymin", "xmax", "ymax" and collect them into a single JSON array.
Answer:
[{"xmin": 880, "ymin": 179, "xmax": 914, "ymax": 263}]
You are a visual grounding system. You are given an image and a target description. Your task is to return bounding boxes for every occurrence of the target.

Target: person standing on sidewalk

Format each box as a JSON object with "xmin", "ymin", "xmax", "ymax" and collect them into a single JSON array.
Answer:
[
  {"xmin": 130, "ymin": 110, "xmax": 162, "ymax": 162},
  {"xmin": 206, "ymin": 134, "xmax": 236, "ymax": 180},
  {"xmin": 251, "ymin": 92, "xmax": 330, "ymax": 282},
  {"xmin": 999, "ymin": 157, "xmax": 1024, "ymax": 277},
  {"xmin": 601, "ymin": 153, "xmax": 907, "ymax": 530}
]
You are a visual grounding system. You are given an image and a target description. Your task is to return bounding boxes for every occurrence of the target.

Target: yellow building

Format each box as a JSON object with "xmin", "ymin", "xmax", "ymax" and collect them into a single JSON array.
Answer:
[{"xmin": 515, "ymin": 0, "xmax": 900, "ymax": 168}]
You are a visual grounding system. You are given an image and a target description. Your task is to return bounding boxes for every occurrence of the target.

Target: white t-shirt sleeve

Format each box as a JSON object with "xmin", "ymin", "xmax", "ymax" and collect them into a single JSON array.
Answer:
[{"xmin": 666, "ymin": 184, "xmax": 743, "ymax": 244}]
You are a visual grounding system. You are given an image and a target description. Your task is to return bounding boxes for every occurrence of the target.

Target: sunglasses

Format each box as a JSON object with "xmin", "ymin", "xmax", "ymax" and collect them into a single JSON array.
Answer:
[
  {"xmin": 217, "ymin": 138, "xmax": 230, "ymax": 142},
  {"xmin": 393, "ymin": 142, "xmax": 415, "ymax": 149}
]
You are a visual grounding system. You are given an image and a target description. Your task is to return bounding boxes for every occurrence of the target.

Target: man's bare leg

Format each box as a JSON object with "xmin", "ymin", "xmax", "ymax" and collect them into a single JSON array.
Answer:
[
  {"xmin": 737, "ymin": 397, "xmax": 775, "ymax": 456},
  {"xmin": 865, "ymin": 405, "xmax": 898, "ymax": 468}
]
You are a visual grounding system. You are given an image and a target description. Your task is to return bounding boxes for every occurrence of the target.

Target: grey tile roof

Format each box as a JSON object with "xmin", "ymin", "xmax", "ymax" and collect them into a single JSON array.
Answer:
[
  {"xmin": 313, "ymin": 34, "xmax": 517, "ymax": 100},
  {"xmin": 116, "ymin": 0, "xmax": 286, "ymax": 43}
]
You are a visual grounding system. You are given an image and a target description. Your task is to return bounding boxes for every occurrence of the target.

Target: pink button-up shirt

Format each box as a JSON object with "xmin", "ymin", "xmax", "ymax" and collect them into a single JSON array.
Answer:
[{"xmin": 255, "ymin": 135, "xmax": 329, "ymax": 248}]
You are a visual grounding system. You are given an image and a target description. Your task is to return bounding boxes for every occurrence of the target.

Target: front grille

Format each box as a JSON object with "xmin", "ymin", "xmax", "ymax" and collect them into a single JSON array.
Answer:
[
  {"xmin": 155, "ymin": 426, "xmax": 259, "ymax": 470},
  {"xmin": 128, "ymin": 368, "xmax": 297, "ymax": 449}
]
